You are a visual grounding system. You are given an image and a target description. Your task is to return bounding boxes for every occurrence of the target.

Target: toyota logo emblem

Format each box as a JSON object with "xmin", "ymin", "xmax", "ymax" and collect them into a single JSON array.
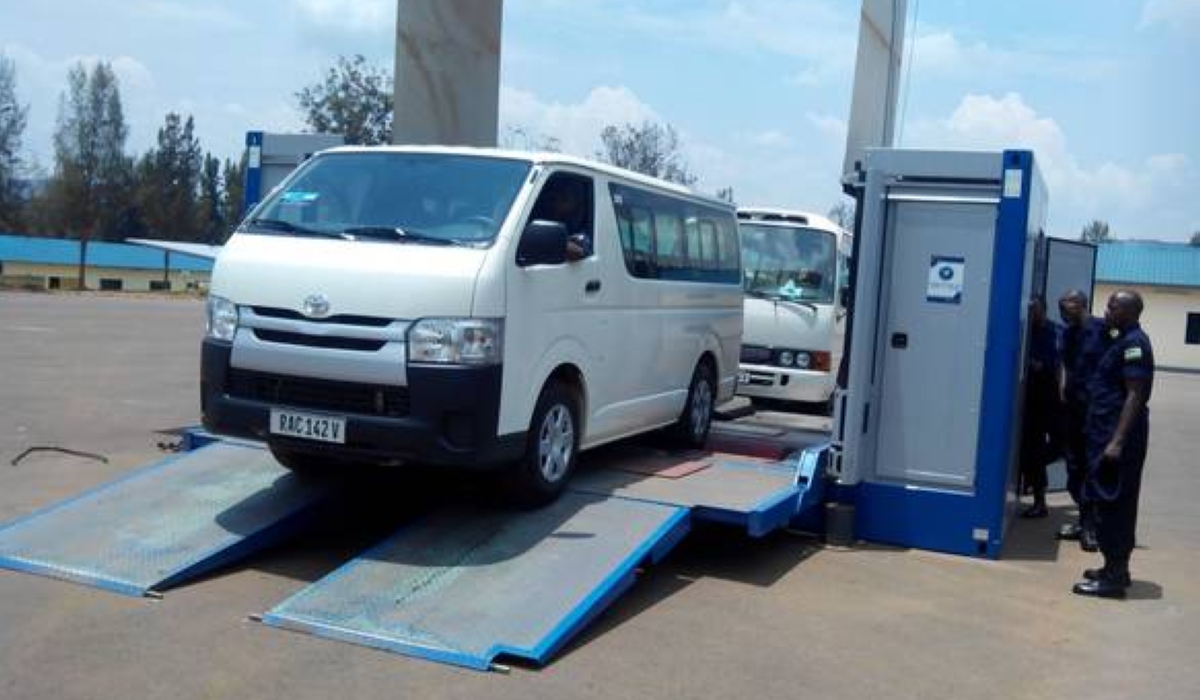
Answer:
[{"xmin": 302, "ymin": 294, "xmax": 331, "ymax": 318}]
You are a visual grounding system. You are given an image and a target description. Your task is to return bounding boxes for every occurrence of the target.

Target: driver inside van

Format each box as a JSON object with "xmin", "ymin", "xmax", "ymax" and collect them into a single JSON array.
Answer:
[{"xmin": 532, "ymin": 178, "xmax": 593, "ymax": 259}]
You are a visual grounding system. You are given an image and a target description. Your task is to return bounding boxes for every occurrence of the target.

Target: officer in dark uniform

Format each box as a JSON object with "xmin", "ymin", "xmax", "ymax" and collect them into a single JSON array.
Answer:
[
  {"xmin": 1073, "ymin": 290, "xmax": 1154, "ymax": 599},
  {"xmin": 1019, "ymin": 295, "xmax": 1062, "ymax": 518},
  {"xmin": 1057, "ymin": 289, "xmax": 1109, "ymax": 551}
]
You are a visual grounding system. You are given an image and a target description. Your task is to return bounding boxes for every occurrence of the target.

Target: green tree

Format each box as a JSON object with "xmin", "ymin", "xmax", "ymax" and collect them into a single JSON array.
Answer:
[
  {"xmin": 49, "ymin": 62, "xmax": 130, "ymax": 287},
  {"xmin": 597, "ymin": 121, "xmax": 698, "ymax": 186},
  {"xmin": 828, "ymin": 201, "xmax": 856, "ymax": 231},
  {"xmin": 296, "ymin": 54, "xmax": 393, "ymax": 145},
  {"xmin": 1189, "ymin": 231, "xmax": 1200, "ymax": 246},
  {"xmin": 0, "ymin": 54, "xmax": 30, "ymax": 230},
  {"xmin": 197, "ymin": 152, "xmax": 224, "ymax": 243},
  {"xmin": 220, "ymin": 154, "xmax": 247, "ymax": 233},
  {"xmin": 501, "ymin": 124, "xmax": 561, "ymax": 152},
  {"xmin": 1080, "ymin": 219, "xmax": 1112, "ymax": 244},
  {"xmin": 137, "ymin": 112, "xmax": 202, "ymax": 241}
]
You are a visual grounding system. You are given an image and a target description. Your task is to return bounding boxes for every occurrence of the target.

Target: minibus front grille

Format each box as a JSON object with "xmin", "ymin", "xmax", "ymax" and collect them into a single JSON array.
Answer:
[
  {"xmin": 252, "ymin": 329, "xmax": 387, "ymax": 352},
  {"xmin": 227, "ymin": 369, "xmax": 410, "ymax": 418},
  {"xmin": 251, "ymin": 306, "xmax": 394, "ymax": 327},
  {"xmin": 740, "ymin": 345, "xmax": 773, "ymax": 364}
]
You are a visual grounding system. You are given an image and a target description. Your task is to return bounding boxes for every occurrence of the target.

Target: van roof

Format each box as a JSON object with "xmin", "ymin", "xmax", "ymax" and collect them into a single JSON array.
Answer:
[
  {"xmin": 737, "ymin": 207, "xmax": 846, "ymax": 234},
  {"xmin": 321, "ymin": 145, "xmax": 732, "ymax": 209}
]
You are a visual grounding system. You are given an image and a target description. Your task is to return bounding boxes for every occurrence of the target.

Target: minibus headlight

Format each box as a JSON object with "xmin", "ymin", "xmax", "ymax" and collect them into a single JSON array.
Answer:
[
  {"xmin": 778, "ymin": 350, "xmax": 795, "ymax": 367},
  {"xmin": 408, "ymin": 318, "xmax": 503, "ymax": 366},
  {"xmin": 206, "ymin": 295, "xmax": 238, "ymax": 342},
  {"xmin": 794, "ymin": 351, "xmax": 812, "ymax": 369}
]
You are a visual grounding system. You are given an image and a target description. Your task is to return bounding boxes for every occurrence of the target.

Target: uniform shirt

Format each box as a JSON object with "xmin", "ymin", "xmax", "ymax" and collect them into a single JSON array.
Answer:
[
  {"xmin": 1062, "ymin": 316, "xmax": 1108, "ymax": 403},
  {"xmin": 1087, "ymin": 322, "xmax": 1155, "ymax": 417}
]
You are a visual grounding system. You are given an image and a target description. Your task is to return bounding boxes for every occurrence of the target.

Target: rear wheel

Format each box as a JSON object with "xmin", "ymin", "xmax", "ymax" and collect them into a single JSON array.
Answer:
[
  {"xmin": 507, "ymin": 382, "xmax": 580, "ymax": 507},
  {"xmin": 669, "ymin": 360, "xmax": 716, "ymax": 449}
]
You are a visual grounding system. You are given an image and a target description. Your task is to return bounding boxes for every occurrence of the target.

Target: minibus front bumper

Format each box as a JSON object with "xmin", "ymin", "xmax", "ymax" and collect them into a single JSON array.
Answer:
[
  {"xmin": 200, "ymin": 339, "xmax": 525, "ymax": 468},
  {"xmin": 736, "ymin": 364, "xmax": 834, "ymax": 404}
]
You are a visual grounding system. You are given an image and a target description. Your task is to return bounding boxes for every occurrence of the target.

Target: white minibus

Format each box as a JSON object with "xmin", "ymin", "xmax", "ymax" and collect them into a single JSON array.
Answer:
[
  {"xmin": 201, "ymin": 147, "xmax": 743, "ymax": 504},
  {"xmin": 735, "ymin": 208, "xmax": 851, "ymax": 414}
]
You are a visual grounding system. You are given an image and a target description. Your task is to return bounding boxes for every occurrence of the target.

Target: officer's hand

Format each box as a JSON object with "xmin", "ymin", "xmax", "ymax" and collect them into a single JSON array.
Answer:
[{"xmin": 1102, "ymin": 442, "xmax": 1122, "ymax": 463}]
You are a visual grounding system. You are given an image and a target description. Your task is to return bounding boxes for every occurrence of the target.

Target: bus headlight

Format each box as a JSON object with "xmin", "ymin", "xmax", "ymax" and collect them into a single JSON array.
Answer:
[
  {"xmin": 206, "ymin": 295, "xmax": 239, "ymax": 342},
  {"xmin": 408, "ymin": 318, "xmax": 503, "ymax": 366},
  {"xmin": 778, "ymin": 350, "xmax": 795, "ymax": 367},
  {"xmin": 794, "ymin": 351, "xmax": 812, "ymax": 369}
]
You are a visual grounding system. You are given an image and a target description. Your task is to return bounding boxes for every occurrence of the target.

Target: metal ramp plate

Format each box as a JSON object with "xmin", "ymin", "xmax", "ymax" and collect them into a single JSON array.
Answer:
[
  {"xmin": 263, "ymin": 491, "xmax": 689, "ymax": 670},
  {"xmin": 571, "ymin": 459, "xmax": 802, "ymax": 537},
  {"xmin": 0, "ymin": 442, "xmax": 326, "ymax": 596}
]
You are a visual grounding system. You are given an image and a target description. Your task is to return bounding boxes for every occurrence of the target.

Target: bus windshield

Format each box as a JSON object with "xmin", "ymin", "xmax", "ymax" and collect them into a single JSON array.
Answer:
[
  {"xmin": 242, "ymin": 152, "xmax": 531, "ymax": 247},
  {"xmin": 739, "ymin": 223, "xmax": 837, "ymax": 304}
]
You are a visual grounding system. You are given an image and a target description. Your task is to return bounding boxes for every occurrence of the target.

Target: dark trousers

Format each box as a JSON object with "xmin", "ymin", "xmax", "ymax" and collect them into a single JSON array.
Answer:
[
  {"xmin": 1088, "ymin": 412, "xmax": 1149, "ymax": 574},
  {"xmin": 1063, "ymin": 399, "xmax": 1095, "ymax": 532},
  {"xmin": 1020, "ymin": 371, "xmax": 1062, "ymax": 497}
]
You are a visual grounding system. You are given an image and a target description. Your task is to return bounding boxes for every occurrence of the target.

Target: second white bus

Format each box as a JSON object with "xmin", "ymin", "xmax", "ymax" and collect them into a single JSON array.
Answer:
[{"xmin": 735, "ymin": 208, "xmax": 851, "ymax": 414}]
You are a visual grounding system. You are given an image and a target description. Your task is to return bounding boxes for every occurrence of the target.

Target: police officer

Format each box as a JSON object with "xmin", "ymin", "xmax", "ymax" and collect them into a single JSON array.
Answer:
[
  {"xmin": 1019, "ymin": 295, "xmax": 1062, "ymax": 518},
  {"xmin": 1073, "ymin": 290, "xmax": 1154, "ymax": 599},
  {"xmin": 1057, "ymin": 289, "xmax": 1108, "ymax": 551}
]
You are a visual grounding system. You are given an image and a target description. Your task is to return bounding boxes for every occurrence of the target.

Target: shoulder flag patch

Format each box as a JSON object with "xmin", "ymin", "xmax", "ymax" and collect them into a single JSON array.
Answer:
[{"xmin": 1124, "ymin": 346, "xmax": 1144, "ymax": 361}]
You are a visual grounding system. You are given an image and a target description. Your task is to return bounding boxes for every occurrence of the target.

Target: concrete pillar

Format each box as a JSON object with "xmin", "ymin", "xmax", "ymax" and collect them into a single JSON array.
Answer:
[{"xmin": 393, "ymin": 0, "xmax": 503, "ymax": 147}]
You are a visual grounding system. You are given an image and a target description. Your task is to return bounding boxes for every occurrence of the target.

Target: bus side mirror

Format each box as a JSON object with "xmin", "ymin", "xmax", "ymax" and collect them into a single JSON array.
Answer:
[{"xmin": 517, "ymin": 220, "xmax": 569, "ymax": 267}]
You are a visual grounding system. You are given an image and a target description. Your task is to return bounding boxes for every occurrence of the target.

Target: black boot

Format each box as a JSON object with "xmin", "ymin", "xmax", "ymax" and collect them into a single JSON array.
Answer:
[
  {"xmin": 1058, "ymin": 522, "xmax": 1082, "ymax": 540},
  {"xmin": 1072, "ymin": 577, "xmax": 1127, "ymax": 598}
]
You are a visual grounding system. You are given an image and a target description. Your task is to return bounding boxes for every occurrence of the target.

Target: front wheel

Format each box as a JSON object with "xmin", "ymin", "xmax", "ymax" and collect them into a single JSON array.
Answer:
[
  {"xmin": 507, "ymin": 382, "xmax": 580, "ymax": 507},
  {"xmin": 669, "ymin": 360, "xmax": 716, "ymax": 449}
]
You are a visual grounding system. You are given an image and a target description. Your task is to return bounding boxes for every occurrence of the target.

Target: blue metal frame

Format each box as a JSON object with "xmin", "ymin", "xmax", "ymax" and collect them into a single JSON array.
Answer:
[
  {"xmin": 0, "ymin": 443, "xmax": 326, "ymax": 596},
  {"xmin": 243, "ymin": 131, "xmax": 264, "ymax": 215},
  {"xmin": 263, "ymin": 506, "xmax": 692, "ymax": 671},
  {"xmin": 853, "ymin": 151, "xmax": 1042, "ymax": 559}
]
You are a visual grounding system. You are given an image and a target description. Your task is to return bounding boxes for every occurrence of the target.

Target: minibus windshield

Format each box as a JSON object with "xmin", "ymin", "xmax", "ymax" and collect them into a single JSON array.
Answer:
[
  {"xmin": 740, "ymin": 223, "xmax": 837, "ymax": 304},
  {"xmin": 242, "ymin": 152, "xmax": 532, "ymax": 246}
]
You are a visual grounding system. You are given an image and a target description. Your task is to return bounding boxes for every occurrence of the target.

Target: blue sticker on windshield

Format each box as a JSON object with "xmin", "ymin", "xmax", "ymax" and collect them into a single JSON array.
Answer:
[{"xmin": 281, "ymin": 191, "xmax": 320, "ymax": 203}]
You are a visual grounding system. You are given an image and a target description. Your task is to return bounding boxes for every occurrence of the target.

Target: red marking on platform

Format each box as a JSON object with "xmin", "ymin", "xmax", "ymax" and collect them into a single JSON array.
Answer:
[
  {"xmin": 705, "ymin": 433, "xmax": 791, "ymax": 461},
  {"xmin": 610, "ymin": 458, "xmax": 713, "ymax": 479}
]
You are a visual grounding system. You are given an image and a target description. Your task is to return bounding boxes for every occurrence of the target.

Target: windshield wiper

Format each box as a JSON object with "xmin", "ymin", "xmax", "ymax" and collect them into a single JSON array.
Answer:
[
  {"xmin": 242, "ymin": 218, "xmax": 346, "ymax": 239},
  {"xmin": 340, "ymin": 226, "xmax": 458, "ymax": 246},
  {"xmin": 745, "ymin": 289, "xmax": 818, "ymax": 313}
]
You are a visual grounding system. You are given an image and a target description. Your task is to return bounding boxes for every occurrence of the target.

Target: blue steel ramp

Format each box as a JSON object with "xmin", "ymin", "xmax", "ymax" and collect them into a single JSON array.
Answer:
[
  {"xmin": 0, "ymin": 442, "xmax": 327, "ymax": 597},
  {"xmin": 263, "ymin": 491, "xmax": 689, "ymax": 670},
  {"xmin": 571, "ymin": 458, "xmax": 803, "ymax": 537}
]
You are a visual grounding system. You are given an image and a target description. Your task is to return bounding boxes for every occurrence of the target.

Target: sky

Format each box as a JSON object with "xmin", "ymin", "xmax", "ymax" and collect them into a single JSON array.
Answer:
[{"xmin": 2, "ymin": 0, "xmax": 1199, "ymax": 241}]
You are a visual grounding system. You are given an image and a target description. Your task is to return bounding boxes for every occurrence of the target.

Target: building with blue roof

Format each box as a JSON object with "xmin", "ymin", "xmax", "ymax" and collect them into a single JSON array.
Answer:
[
  {"xmin": 1092, "ymin": 240, "xmax": 1200, "ymax": 371},
  {"xmin": 0, "ymin": 234, "xmax": 213, "ymax": 292}
]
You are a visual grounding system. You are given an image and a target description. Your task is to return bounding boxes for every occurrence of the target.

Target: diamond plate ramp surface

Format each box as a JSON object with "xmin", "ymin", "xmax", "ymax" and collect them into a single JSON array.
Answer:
[
  {"xmin": 0, "ymin": 442, "xmax": 327, "ymax": 596},
  {"xmin": 572, "ymin": 459, "xmax": 802, "ymax": 537},
  {"xmin": 263, "ymin": 491, "xmax": 689, "ymax": 670}
]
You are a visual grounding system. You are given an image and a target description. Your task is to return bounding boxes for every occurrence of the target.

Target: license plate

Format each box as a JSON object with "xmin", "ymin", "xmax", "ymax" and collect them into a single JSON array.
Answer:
[{"xmin": 270, "ymin": 408, "xmax": 346, "ymax": 444}]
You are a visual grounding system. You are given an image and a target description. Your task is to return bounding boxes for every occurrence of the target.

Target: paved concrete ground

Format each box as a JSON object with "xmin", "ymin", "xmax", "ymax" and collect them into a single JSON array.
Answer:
[{"xmin": 1, "ymin": 292, "xmax": 1197, "ymax": 700}]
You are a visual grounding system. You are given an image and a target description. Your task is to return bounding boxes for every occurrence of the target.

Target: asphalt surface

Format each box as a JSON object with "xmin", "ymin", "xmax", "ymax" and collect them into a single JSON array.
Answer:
[{"xmin": 1, "ymin": 292, "xmax": 1197, "ymax": 700}]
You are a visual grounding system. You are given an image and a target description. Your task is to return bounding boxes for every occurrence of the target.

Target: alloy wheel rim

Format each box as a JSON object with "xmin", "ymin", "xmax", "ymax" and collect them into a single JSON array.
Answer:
[
  {"xmin": 691, "ymin": 378, "xmax": 713, "ymax": 439},
  {"xmin": 538, "ymin": 404, "xmax": 574, "ymax": 482}
]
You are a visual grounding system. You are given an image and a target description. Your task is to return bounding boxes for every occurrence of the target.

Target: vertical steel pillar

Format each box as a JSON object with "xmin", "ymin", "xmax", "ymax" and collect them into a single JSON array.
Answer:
[{"xmin": 393, "ymin": 0, "xmax": 504, "ymax": 147}]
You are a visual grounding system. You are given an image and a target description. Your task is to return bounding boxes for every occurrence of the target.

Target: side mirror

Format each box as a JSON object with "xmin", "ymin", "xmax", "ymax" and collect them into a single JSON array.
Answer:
[{"xmin": 517, "ymin": 220, "xmax": 569, "ymax": 267}]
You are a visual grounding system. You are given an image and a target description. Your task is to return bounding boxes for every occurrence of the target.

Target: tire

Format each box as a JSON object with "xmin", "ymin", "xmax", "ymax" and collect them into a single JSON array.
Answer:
[
  {"xmin": 507, "ymin": 382, "xmax": 580, "ymax": 507},
  {"xmin": 669, "ymin": 360, "xmax": 716, "ymax": 449}
]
